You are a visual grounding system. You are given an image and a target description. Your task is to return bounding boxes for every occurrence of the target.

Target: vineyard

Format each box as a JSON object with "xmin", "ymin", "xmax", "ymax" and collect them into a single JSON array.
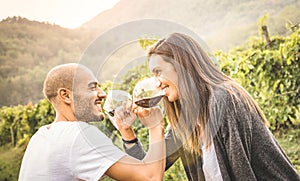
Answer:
[{"xmin": 0, "ymin": 26, "xmax": 299, "ymax": 180}]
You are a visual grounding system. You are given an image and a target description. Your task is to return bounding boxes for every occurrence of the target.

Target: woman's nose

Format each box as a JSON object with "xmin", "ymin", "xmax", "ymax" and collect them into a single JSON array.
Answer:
[{"xmin": 154, "ymin": 77, "xmax": 162, "ymax": 88}]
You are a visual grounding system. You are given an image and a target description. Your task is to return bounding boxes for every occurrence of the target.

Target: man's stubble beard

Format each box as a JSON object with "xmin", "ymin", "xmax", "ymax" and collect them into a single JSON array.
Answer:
[{"xmin": 73, "ymin": 94, "xmax": 103, "ymax": 122}]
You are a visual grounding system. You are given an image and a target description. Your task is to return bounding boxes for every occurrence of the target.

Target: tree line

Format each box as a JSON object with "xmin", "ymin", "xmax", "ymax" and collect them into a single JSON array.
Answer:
[{"xmin": 0, "ymin": 25, "xmax": 299, "ymax": 148}]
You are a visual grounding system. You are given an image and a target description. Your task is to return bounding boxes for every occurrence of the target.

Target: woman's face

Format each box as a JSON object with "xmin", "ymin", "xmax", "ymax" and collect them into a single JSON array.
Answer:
[{"xmin": 149, "ymin": 54, "xmax": 179, "ymax": 102}]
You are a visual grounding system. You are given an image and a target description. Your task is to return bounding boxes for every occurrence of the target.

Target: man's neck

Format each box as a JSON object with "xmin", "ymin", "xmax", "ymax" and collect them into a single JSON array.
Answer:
[{"xmin": 54, "ymin": 112, "xmax": 77, "ymax": 122}]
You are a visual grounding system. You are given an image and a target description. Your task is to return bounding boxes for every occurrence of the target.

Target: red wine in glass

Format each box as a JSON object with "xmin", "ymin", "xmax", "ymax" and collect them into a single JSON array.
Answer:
[
  {"xmin": 133, "ymin": 77, "xmax": 165, "ymax": 108},
  {"xmin": 134, "ymin": 95, "xmax": 164, "ymax": 108}
]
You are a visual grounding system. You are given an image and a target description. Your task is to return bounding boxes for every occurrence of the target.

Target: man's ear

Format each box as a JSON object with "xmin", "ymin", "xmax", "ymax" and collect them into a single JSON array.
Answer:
[{"xmin": 57, "ymin": 88, "xmax": 72, "ymax": 104}]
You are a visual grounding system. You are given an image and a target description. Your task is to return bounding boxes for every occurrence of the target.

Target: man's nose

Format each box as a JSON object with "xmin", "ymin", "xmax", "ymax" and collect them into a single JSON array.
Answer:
[{"xmin": 97, "ymin": 89, "xmax": 106, "ymax": 98}]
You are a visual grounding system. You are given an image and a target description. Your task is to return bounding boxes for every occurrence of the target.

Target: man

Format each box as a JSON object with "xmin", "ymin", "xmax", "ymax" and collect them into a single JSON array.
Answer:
[{"xmin": 19, "ymin": 63, "xmax": 165, "ymax": 181}]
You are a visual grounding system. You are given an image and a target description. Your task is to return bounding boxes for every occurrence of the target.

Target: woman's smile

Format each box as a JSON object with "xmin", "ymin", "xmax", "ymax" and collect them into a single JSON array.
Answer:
[{"xmin": 149, "ymin": 54, "xmax": 179, "ymax": 102}]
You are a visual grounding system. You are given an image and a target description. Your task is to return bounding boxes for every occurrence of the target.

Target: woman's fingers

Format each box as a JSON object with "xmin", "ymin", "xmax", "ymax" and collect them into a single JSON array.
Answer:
[{"xmin": 138, "ymin": 106, "xmax": 164, "ymax": 128}]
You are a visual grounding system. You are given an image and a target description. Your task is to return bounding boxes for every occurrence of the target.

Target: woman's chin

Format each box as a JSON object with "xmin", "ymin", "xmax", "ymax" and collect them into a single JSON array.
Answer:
[{"xmin": 167, "ymin": 95, "xmax": 178, "ymax": 102}]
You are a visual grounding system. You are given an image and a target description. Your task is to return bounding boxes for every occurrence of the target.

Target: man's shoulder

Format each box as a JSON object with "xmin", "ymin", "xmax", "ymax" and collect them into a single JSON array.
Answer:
[{"xmin": 76, "ymin": 122, "xmax": 110, "ymax": 143}]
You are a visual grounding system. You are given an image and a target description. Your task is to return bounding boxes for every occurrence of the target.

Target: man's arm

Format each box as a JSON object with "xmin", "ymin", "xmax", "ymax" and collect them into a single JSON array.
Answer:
[
  {"xmin": 123, "ymin": 139, "xmax": 146, "ymax": 160},
  {"xmin": 120, "ymin": 126, "xmax": 183, "ymax": 171},
  {"xmin": 105, "ymin": 106, "xmax": 166, "ymax": 180},
  {"xmin": 105, "ymin": 122, "xmax": 166, "ymax": 181},
  {"xmin": 118, "ymin": 124, "xmax": 147, "ymax": 160}
]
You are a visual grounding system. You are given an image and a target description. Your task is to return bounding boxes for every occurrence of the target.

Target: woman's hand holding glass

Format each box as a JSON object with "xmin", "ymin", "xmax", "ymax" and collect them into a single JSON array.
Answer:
[
  {"xmin": 132, "ymin": 105, "xmax": 164, "ymax": 129},
  {"xmin": 115, "ymin": 102, "xmax": 164, "ymax": 132},
  {"xmin": 131, "ymin": 77, "xmax": 165, "ymax": 130}
]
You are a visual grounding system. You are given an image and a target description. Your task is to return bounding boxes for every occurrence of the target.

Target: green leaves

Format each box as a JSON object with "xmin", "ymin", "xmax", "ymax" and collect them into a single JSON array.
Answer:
[
  {"xmin": 0, "ymin": 99, "xmax": 54, "ymax": 147},
  {"xmin": 138, "ymin": 36, "xmax": 159, "ymax": 51},
  {"xmin": 217, "ymin": 27, "xmax": 300, "ymax": 130}
]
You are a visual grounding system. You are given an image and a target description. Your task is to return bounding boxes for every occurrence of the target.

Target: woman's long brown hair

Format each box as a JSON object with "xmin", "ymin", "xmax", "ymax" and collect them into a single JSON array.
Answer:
[{"xmin": 148, "ymin": 33, "xmax": 269, "ymax": 155}]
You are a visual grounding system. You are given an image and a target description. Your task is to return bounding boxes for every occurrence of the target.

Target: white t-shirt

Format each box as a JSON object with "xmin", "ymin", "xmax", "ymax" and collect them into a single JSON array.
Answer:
[
  {"xmin": 202, "ymin": 141, "xmax": 223, "ymax": 181},
  {"xmin": 18, "ymin": 121, "xmax": 126, "ymax": 181}
]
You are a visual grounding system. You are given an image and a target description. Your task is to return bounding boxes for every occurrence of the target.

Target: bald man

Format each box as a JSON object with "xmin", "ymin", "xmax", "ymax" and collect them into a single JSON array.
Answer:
[{"xmin": 18, "ymin": 63, "xmax": 165, "ymax": 181}]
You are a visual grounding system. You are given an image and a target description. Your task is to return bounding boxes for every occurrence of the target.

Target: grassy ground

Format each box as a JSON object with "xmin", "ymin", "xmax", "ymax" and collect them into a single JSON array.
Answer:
[
  {"xmin": 0, "ymin": 145, "xmax": 24, "ymax": 181},
  {"xmin": 0, "ymin": 129, "xmax": 299, "ymax": 181}
]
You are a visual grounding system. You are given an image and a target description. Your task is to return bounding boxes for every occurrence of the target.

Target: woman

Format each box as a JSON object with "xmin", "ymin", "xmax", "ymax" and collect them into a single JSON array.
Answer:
[{"xmin": 118, "ymin": 32, "xmax": 300, "ymax": 180}]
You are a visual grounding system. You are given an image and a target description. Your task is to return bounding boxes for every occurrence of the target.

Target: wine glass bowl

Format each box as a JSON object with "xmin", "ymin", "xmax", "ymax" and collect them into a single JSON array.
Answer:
[
  {"xmin": 133, "ymin": 77, "xmax": 165, "ymax": 108},
  {"xmin": 103, "ymin": 90, "xmax": 132, "ymax": 128}
]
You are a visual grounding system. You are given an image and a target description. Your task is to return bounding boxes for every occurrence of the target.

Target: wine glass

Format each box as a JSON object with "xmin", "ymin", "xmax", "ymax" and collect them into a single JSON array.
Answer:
[
  {"xmin": 103, "ymin": 90, "xmax": 135, "ymax": 129},
  {"xmin": 133, "ymin": 77, "xmax": 165, "ymax": 108}
]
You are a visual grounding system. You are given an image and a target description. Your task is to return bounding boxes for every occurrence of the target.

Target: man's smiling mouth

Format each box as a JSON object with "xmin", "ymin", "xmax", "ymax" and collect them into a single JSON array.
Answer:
[{"xmin": 95, "ymin": 99, "xmax": 103, "ymax": 109}]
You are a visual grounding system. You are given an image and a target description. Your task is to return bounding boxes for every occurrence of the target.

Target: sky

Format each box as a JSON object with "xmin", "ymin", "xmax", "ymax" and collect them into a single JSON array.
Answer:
[{"xmin": 0, "ymin": 0, "xmax": 120, "ymax": 29}]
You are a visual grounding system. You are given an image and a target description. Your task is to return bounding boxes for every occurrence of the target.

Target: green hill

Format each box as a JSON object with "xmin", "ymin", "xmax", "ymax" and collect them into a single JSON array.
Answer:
[
  {"xmin": 0, "ymin": 17, "xmax": 92, "ymax": 107},
  {"xmin": 82, "ymin": 0, "xmax": 300, "ymax": 50}
]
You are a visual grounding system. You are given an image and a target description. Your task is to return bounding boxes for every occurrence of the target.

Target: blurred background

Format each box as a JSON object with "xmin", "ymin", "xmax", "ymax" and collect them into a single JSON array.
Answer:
[{"xmin": 0, "ymin": 0, "xmax": 299, "ymax": 180}]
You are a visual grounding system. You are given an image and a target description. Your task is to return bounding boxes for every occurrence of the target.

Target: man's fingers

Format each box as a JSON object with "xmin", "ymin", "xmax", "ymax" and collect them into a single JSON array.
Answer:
[{"xmin": 114, "ymin": 102, "xmax": 137, "ymax": 128}]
